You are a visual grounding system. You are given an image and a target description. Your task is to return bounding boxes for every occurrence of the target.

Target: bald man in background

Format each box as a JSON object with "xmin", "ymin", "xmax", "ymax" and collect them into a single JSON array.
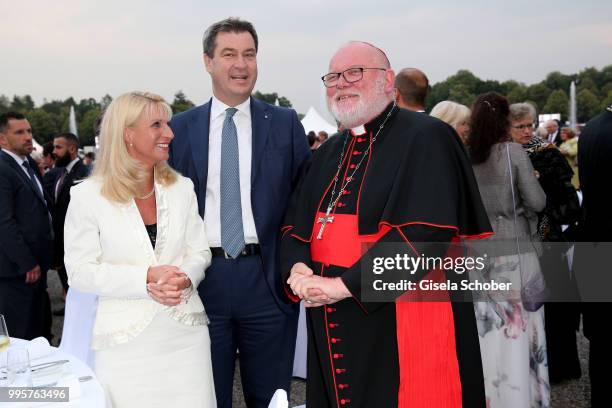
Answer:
[{"xmin": 394, "ymin": 67, "xmax": 429, "ymax": 112}]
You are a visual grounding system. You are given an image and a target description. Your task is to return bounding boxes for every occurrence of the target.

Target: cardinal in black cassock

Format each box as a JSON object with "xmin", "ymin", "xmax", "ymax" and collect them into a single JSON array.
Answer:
[{"xmin": 280, "ymin": 41, "xmax": 493, "ymax": 408}]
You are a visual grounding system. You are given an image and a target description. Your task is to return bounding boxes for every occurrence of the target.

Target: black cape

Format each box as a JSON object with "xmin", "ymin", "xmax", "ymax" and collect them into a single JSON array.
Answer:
[{"xmin": 282, "ymin": 104, "xmax": 493, "ymax": 408}]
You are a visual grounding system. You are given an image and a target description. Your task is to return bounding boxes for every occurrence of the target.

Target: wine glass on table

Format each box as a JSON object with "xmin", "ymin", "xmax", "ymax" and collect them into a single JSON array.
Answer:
[
  {"xmin": 0, "ymin": 314, "xmax": 9, "ymax": 386},
  {"xmin": 0, "ymin": 314, "xmax": 9, "ymax": 353}
]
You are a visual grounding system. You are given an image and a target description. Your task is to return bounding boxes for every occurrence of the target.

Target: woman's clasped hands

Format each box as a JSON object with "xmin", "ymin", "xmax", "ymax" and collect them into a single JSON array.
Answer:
[{"xmin": 146, "ymin": 265, "xmax": 192, "ymax": 306}]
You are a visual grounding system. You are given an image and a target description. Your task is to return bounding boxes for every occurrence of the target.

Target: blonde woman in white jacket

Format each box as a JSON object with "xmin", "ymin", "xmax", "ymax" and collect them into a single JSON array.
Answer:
[{"xmin": 64, "ymin": 91, "xmax": 216, "ymax": 407}]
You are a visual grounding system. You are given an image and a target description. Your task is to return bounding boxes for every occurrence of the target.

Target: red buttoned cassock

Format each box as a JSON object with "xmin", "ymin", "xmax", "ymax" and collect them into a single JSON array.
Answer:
[{"xmin": 280, "ymin": 104, "xmax": 493, "ymax": 408}]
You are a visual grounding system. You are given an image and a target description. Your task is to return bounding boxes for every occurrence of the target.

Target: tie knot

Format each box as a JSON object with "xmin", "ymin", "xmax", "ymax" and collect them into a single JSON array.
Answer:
[
  {"xmin": 225, "ymin": 107, "xmax": 238, "ymax": 119},
  {"xmin": 22, "ymin": 160, "xmax": 31, "ymax": 169}
]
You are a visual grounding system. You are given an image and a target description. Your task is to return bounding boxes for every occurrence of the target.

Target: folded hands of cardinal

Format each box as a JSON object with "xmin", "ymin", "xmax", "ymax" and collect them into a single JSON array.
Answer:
[{"xmin": 287, "ymin": 262, "xmax": 351, "ymax": 307}]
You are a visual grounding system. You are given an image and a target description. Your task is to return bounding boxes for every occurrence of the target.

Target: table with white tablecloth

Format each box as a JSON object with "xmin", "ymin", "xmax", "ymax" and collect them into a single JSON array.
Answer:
[{"xmin": 0, "ymin": 337, "xmax": 105, "ymax": 408}]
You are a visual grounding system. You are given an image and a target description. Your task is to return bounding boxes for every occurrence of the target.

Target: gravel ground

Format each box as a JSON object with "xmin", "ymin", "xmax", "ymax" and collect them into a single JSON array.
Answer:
[{"xmin": 48, "ymin": 270, "xmax": 589, "ymax": 407}]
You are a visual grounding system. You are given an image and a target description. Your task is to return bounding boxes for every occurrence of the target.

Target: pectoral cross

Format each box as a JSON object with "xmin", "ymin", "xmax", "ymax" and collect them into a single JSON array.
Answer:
[{"xmin": 316, "ymin": 210, "xmax": 334, "ymax": 240}]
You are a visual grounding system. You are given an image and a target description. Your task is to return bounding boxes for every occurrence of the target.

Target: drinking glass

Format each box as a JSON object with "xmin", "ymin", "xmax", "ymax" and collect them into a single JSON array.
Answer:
[
  {"xmin": 0, "ymin": 314, "xmax": 9, "ymax": 353},
  {"xmin": 6, "ymin": 347, "xmax": 33, "ymax": 387}
]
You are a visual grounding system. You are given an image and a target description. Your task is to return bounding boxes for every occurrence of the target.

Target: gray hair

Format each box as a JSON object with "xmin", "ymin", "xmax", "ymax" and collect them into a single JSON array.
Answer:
[
  {"xmin": 202, "ymin": 17, "xmax": 258, "ymax": 57},
  {"xmin": 509, "ymin": 102, "xmax": 536, "ymax": 123}
]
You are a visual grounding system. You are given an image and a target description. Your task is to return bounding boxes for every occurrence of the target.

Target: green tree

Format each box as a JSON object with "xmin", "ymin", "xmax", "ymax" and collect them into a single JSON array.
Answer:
[
  {"xmin": 0, "ymin": 95, "xmax": 9, "ymax": 114},
  {"xmin": 252, "ymin": 91, "xmax": 292, "ymax": 107},
  {"xmin": 27, "ymin": 108, "xmax": 59, "ymax": 144},
  {"xmin": 526, "ymin": 83, "xmax": 549, "ymax": 111},
  {"xmin": 601, "ymin": 91, "xmax": 612, "ymax": 111},
  {"xmin": 448, "ymin": 70, "xmax": 480, "ymax": 92},
  {"xmin": 475, "ymin": 79, "xmax": 503, "ymax": 96},
  {"xmin": 507, "ymin": 84, "xmax": 528, "ymax": 104},
  {"xmin": 544, "ymin": 71, "xmax": 573, "ymax": 93},
  {"xmin": 601, "ymin": 82, "xmax": 612, "ymax": 99},
  {"xmin": 448, "ymin": 84, "xmax": 476, "ymax": 107},
  {"xmin": 171, "ymin": 90, "xmax": 195, "ymax": 114},
  {"xmin": 577, "ymin": 67, "xmax": 600, "ymax": 87},
  {"xmin": 600, "ymin": 65, "xmax": 612, "ymax": 86},
  {"xmin": 76, "ymin": 98, "xmax": 100, "ymax": 118},
  {"xmin": 11, "ymin": 95, "xmax": 35, "ymax": 111},
  {"xmin": 100, "ymin": 94, "xmax": 113, "ymax": 109},
  {"xmin": 577, "ymin": 89, "xmax": 601, "ymax": 122},
  {"xmin": 426, "ymin": 81, "xmax": 451, "ymax": 110},
  {"xmin": 577, "ymin": 77, "xmax": 597, "ymax": 94},
  {"xmin": 40, "ymin": 99, "xmax": 66, "ymax": 116},
  {"xmin": 78, "ymin": 107, "xmax": 102, "ymax": 146},
  {"xmin": 542, "ymin": 90, "xmax": 569, "ymax": 118}
]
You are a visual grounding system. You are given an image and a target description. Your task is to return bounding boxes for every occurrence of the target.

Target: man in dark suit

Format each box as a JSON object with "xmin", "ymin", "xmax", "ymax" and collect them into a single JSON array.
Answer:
[
  {"xmin": 0, "ymin": 112, "xmax": 54, "ymax": 340},
  {"xmin": 48, "ymin": 132, "xmax": 90, "ymax": 298},
  {"xmin": 169, "ymin": 18, "xmax": 310, "ymax": 407},
  {"xmin": 575, "ymin": 105, "xmax": 612, "ymax": 408}
]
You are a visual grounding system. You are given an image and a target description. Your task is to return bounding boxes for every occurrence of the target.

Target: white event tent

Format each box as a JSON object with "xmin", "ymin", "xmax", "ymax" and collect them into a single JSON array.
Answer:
[{"xmin": 300, "ymin": 107, "xmax": 337, "ymax": 135}]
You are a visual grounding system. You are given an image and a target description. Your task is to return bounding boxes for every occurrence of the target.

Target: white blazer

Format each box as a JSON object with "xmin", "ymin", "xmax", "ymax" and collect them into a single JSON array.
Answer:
[{"xmin": 64, "ymin": 175, "xmax": 211, "ymax": 350}]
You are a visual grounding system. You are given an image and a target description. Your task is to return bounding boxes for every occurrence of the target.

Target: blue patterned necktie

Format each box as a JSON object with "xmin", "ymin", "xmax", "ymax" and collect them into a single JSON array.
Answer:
[{"xmin": 220, "ymin": 108, "xmax": 245, "ymax": 258}]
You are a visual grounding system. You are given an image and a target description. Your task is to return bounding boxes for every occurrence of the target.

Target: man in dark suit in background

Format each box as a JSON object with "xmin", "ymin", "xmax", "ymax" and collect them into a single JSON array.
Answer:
[
  {"xmin": 575, "ymin": 104, "xmax": 612, "ymax": 408},
  {"xmin": 169, "ymin": 18, "xmax": 310, "ymax": 407},
  {"xmin": 0, "ymin": 112, "xmax": 54, "ymax": 340},
  {"xmin": 48, "ymin": 132, "xmax": 90, "ymax": 300}
]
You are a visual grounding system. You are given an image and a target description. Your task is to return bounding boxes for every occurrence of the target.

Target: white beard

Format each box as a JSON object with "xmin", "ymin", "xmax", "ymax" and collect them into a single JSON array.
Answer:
[{"xmin": 327, "ymin": 76, "xmax": 391, "ymax": 129}]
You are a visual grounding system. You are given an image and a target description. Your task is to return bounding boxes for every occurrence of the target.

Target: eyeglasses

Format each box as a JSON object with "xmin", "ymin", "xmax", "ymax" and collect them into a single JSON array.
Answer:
[
  {"xmin": 321, "ymin": 67, "xmax": 387, "ymax": 88},
  {"xmin": 512, "ymin": 123, "xmax": 534, "ymax": 130}
]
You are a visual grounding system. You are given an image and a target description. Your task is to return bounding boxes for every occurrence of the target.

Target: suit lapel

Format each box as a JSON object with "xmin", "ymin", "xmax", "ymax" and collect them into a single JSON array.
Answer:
[
  {"xmin": 57, "ymin": 160, "xmax": 84, "ymax": 202},
  {"xmin": 189, "ymin": 101, "xmax": 212, "ymax": 192},
  {"xmin": 0, "ymin": 151, "xmax": 47, "ymax": 207},
  {"xmin": 28, "ymin": 156, "xmax": 53, "ymax": 209},
  {"xmin": 250, "ymin": 97, "xmax": 271, "ymax": 183}
]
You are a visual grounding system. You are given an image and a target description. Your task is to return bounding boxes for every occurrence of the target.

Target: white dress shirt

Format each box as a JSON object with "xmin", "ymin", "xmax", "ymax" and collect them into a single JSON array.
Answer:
[
  {"xmin": 205, "ymin": 96, "xmax": 259, "ymax": 247},
  {"xmin": 2, "ymin": 148, "xmax": 45, "ymax": 195}
]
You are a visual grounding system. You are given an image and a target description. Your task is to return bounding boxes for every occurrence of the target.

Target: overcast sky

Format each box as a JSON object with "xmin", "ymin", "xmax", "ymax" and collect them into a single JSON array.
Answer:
[{"xmin": 2, "ymin": 0, "xmax": 611, "ymax": 121}]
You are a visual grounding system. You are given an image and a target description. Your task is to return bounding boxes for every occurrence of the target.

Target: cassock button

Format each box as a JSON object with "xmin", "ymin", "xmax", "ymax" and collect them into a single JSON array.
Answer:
[
  {"xmin": 349, "ymin": 164, "xmax": 356, "ymax": 169},
  {"xmin": 329, "ymin": 323, "xmax": 339, "ymax": 328},
  {"xmin": 331, "ymin": 337, "xmax": 341, "ymax": 343},
  {"xmin": 357, "ymin": 138, "xmax": 365, "ymax": 142},
  {"xmin": 333, "ymin": 353, "xmax": 344, "ymax": 359},
  {"xmin": 352, "ymin": 151, "xmax": 361, "ymax": 155},
  {"xmin": 338, "ymin": 384, "xmax": 349, "ymax": 390},
  {"xmin": 341, "ymin": 398, "xmax": 351, "ymax": 405},
  {"xmin": 326, "ymin": 307, "xmax": 336, "ymax": 313},
  {"xmin": 335, "ymin": 368, "xmax": 346, "ymax": 374}
]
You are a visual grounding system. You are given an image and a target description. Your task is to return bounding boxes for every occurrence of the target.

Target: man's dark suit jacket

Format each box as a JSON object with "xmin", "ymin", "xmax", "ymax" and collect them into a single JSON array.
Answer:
[
  {"xmin": 168, "ymin": 97, "xmax": 310, "ymax": 312},
  {"xmin": 0, "ymin": 150, "xmax": 54, "ymax": 338},
  {"xmin": 48, "ymin": 159, "xmax": 90, "ymax": 266}
]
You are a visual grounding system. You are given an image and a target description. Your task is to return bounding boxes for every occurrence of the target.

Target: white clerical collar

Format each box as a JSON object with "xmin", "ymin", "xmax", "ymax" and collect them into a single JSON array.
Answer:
[
  {"xmin": 2, "ymin": 148, "xmax": 26, "ymax": 164},
  {"xmin": 350, "ymin": 125, "xmax": 366, "ymax": 136},
  {"xmin": 211, "ymin": 96, "xmax": 251, "ymax": 121}
]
